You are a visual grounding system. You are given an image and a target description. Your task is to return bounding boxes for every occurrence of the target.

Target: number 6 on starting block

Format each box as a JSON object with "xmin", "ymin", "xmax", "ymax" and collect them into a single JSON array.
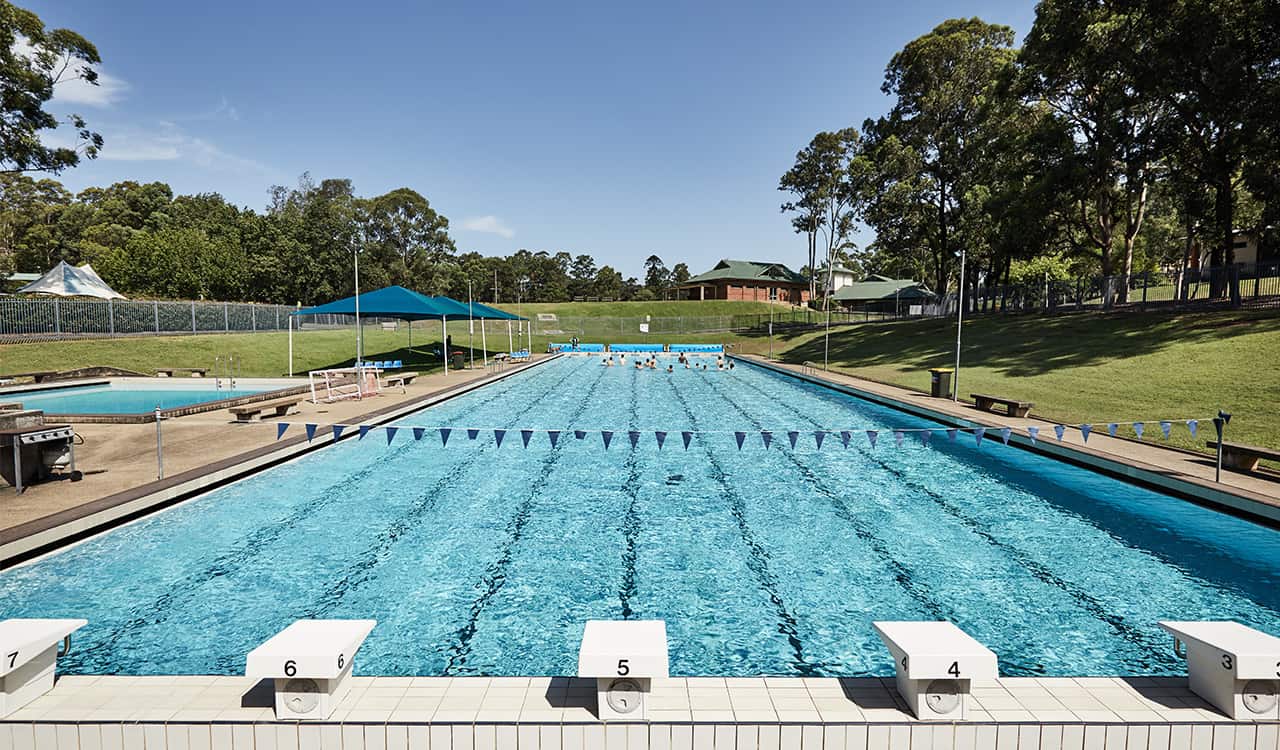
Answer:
[{"xmin": 246, "ymin": 619, "xmax": 375, "ymax": 720}]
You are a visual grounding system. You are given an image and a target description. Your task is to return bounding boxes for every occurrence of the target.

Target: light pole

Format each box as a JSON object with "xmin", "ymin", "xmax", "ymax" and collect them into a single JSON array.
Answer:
[
  {"xmin": 518, "ymin": 276, "xmax": 531, "ymax": 352},
  {"xmin": 953, "ymin": 247, "xmax": 966, "ymax": 402},
  {"xmin": 353, "ymin": 246, "xmax": 363, "ymax": 363}
]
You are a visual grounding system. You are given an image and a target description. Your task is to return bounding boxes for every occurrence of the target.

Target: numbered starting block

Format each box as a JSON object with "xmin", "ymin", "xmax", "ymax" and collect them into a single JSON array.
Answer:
[
  {"xmin": 1159, "ymin": 621, "xmax": 1280, "ymax": 719},
  {"xmin": 245, "ymin": 619, "xmax": 375, "ymax": 721},
  {"xmin": 578, "ymin": 620, "xmax": 669, "ymax": 721},
  {"xmin": 1, "ymin": 618, "xmax": 87, "ymax": 718},
  {"xmin": 873, "ymin": 621, "xmax": 997, "ymax": 720}
]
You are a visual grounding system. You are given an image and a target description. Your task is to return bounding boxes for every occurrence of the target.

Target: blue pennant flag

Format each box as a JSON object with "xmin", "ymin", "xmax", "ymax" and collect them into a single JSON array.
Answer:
[
  {"xmin": 1053, "ymin": 425, "xmax": 1065, "ymax": 442},
  {"xmin": 1187, "ymin": 419, "xmax": 1198, "ymax": 438},
  {"xmin": 920, "ymin": 429, "xmax": 932, "ymax": 446},
  {"xmin": 439, "ymin": 428, "xmax": 452, "ymax": 446},
  {"xmin": 735, "ymin": 431, "xmax": 746, "ymax": 450},
  {"xmin": 947, "ymin": 428, "xmax": 958, "ymax": 442},
  {"xmin": 999, "ymin": 427, "xmax": 1011, "ymax": 445},
  {"xmin": 840, "ymin": 430, "xmax": 851, "ymax": 448},
  {"xmin": 385, "ymin": 426, "xmax": 399, "ymax": 445},
  {"xmin": 813, "ymin": 431, "xmax": 826, "ymax": 449},
  {"xmin": 682, "ymin": 431, "xmax": 693, "ymax": 450},
  {"xmin": 467, "ymin": 428, "xmax": 480, "ymax": 441},
  {"xmin": 574, "ymin": 430, "xmax": 587, "ymax": 440},
  {"xmin": 893, "ymin": 430, "xmax": 904, "ymax": 448},
  {"xmin": 628, "ymin": 431, "xmax": 640, "ymax": 449},
  {"xmin": 761, "ymin": 431, "xmax": 773, "ymax": 449},
  {"xmin": 1080, "ymin": 424, "xmax": 1092, "ymax": 443},
  {"xmin": 548, "ymin": 430, "xmax": 561, "ymax": 447},
  {"xmin": 305, "ymin": 423, "xmax": 317, "ymax": 442},
  {"xmin": 332, "ymin": 425, "xmax": 346, "ymax": 441},
  {"xmin": 1108, "ymin": 423, "xmax": 1118, "ymax": 438},
  {"xmin": 1027, "ymin": 426, "xmax": 1038, "ymax": 444},
  {"xmin": 654, "ymin": 431, "xmax": 666, "ymax": 449},
  {"xmin": 601, "ymin": 431, "xmax": 613, "ymax": 450},
  {"xmin": 520, "ymin": 429, "xmax": 534, "ymax": 448},
  {"xmin": 493, "ymin": 429, "xmax": 506, "ymax": 448},
  {"xmin": 358, "ymin": 425, "xmax": 371, "ymax": 440},
  {"xmin": 412, "ymin": 427, "xmax": 425, "ymax": 441},
  {"xmin": 974, "ymin": 427, "xmax": 986, "ymax": 447},
  {"xmin": 787, "ymin": 431, "xmax": 799, "ymax": 449},
  {"xmin": 276, "ymin": 423, "xmax": 289, "ymax": 441},
  {"xmin": 866, "ymin": 430, "xmax": 878, "ymax": 449},
  {"xmin": 1133, "ymin": 422, "xmax": 1145, "ymax": 440},
  {"xmin": 1160, "ymin": 421, "xmax": 1172, "ymax": 440}
]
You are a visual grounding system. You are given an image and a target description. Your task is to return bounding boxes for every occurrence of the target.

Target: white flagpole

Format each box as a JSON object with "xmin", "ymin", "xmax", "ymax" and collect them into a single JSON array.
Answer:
[
  {"xmin": 481, "ymin": 317, "xmax": 489, "ymax": 369},
  {"xmin": 507, "ymin": 319, "xmax": 513, "ymax": 354},
  {"xmin": 288, "ymin": 313, "xmax": 294, "ymax": 376},
  {"xmin": 953, "ymin": 247, "xmax": 966, "ymax": 401},
  {"xmin": 468, "ymin": 280, "xmax": 475, "ymax": 370}
]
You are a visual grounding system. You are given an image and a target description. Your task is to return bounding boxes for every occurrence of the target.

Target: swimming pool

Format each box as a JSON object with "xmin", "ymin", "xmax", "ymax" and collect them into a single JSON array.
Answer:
[
  {"xmin": 6, "ymin": 381, "xmax": 267, "ymax": 414},
  {"xmin": 3, "ymin": 356, "xmax": 1278, "ymax": 677}
]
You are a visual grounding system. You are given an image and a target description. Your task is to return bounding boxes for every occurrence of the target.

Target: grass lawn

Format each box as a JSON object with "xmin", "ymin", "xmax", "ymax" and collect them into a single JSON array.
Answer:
[
  {"xmin": 775, "ymin": 309, "xmax": 1280, "ymax": 458},
  {"xmin": 491, "ymin": 299, "xmax": 781, "ymax": 318}
]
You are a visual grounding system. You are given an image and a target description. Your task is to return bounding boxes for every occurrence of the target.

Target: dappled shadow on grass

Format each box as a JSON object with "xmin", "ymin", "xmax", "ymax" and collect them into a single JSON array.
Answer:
[{"xmin": 780, "ymin": 310, "xmax": 1280, "ymax": 378}]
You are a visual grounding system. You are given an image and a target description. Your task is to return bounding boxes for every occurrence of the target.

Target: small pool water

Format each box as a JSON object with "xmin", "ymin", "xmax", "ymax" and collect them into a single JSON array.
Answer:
[{"xmin": 7, "ymin": 382, "xmax": 267, "ymax": 414}]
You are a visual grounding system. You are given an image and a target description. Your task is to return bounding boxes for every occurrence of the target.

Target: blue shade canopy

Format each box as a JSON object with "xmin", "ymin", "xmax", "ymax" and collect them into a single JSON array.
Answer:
[{"xmin": 293, "ymin": 286, "xmax": 526, "ymax": 321}]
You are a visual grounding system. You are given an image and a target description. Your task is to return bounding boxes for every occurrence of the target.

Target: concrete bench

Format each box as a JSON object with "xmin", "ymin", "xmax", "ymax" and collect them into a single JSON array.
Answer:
[
  {"xmin": 1, "ymin": 618, "xmax": 87, "ymax": 717},
  {"xmin": 971, "ymin": 393, "xmax": 1034, "ymax": 418},
  {"xmin": 229, "ymin": 397, "xmax": 302, "ymax": 422},
  {"xmin": 155, "ymin": 367, "xmax": 209, "ymax": 378},
  {"xmin": 1206, "ymin": 441, "xmax": 1280, "ymax": 473},
  {"xmin": 384, "ymin": 371, "xmax": 419, "ymax": 392},
  {"xmin": 245, "ymin": 619, "xmax": 376, "ymax": 720},
  {"xmin": 578, "ymin": 620, "xmax": 669, "ymax": 720},
  {"xmin": 873, "ymin": 621, "xmax": 998, "ymax": 720},
  {"xmin": 1159, "ymin": 621, "xmax": 1280, "ymax": 719}
]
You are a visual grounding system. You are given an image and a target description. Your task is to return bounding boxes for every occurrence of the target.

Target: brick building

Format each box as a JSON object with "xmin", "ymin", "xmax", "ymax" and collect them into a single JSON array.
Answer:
[{"xmin": 674, "ymin": 259, "xmax": 810, "ymax": 303}]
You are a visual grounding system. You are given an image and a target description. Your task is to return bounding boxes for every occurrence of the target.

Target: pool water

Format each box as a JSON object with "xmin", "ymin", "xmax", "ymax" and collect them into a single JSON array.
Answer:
[
  {"xmin": 3, "ymin": 357, "xmax": 1278, "ymax": 677},
  {"xmin": 8, "ymin": 383, "xmax": 265, "ymax": 414}
]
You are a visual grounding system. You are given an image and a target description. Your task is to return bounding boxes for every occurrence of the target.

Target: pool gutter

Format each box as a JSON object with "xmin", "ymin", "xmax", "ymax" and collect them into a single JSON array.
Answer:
[
  {"xmin": 0, "ymin": 356, "xmax": 561, "ymax": 568},
  {"xmin": 736, "ymin": 355, "xmax": 1280, "ymax": 527}
]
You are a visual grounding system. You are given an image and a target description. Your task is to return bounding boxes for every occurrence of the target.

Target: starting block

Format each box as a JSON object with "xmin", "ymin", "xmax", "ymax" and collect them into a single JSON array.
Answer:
[
  {"xmin": 1159, "ymin": 621, "xmax": 1280, "ymax": 719},
  {"xmin": 1, "ymin": 618, "xmax": 87, "ymax": 718},
  {"xmin": 873, "ymin": 621, "xmax": 998, "ymax": 720},
  {"xmin": 578, "ymin": 620, "xmax": 669, "ymax": 721},
  {"xmin": 246, "ymin": 619, "xmax": 375, "ymax": 720}
]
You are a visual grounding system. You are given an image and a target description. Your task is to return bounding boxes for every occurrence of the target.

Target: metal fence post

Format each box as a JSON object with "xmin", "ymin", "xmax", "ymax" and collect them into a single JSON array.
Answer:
[
  {"xmin": 223, "ymin": 301, "xmax": 229, "ymax": 332},
  {"xmin": 53, "ymin": 299, "xmax": 61, "ymax": 334},
  {"xmin": 251, "ymin": 304, "xmax": 256, "ymax": 332},
  {"xmin": 108, "ymin": 299, "xmax": 115, "ymax": 335},
  {"xmin": 1141, "ymin": 272, "xmax": 1148, "ymax": 309},
  {"xmin": 191, "ymin": 301, "xmax": 197, "ymax": 332},
  {"xmin": 153, "ymin": 300, "xmax": 160, "ymax": 332}
]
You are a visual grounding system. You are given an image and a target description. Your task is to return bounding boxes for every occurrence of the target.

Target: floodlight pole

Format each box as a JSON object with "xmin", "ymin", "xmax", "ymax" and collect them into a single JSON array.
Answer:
[
  {"xmin": 353, "ymin": 247, "xmax": 363, "ymax": 363},
  {"xmin": 953, "ymin": 246, "xmax": 966, "ymax": 402}
]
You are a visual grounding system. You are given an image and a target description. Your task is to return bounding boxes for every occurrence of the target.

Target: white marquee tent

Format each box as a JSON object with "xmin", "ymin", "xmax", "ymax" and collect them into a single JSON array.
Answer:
[{"xmin": 16, "ymin": 261, "xmax": 125, "ymax": 299}]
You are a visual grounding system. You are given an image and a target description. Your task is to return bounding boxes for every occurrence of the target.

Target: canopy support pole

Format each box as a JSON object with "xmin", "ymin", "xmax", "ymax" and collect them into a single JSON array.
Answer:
[
  {"xmin": 481, "ymin": 319, "xmax": 488, "ymax": 369},
  {"xmin": 442, "ymin": 315, "xmax": 448, "ymax": 375},
  {"xmin": 507, "ymin": 320, "xmax": 513, "ymax": 354},
  {"xmin": 288, "ymin": 315, "xmax": 294, "ymax": 376},
  {"xmin": 408, "ymin": 319, "xmax": 412, "ymax": 347}
]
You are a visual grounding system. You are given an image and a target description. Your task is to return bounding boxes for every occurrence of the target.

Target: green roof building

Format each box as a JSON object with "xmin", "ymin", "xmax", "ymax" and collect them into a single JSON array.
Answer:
[
  {"xmin": 830, "ymin": 274, "xmax": 936, "ymax": 312},
  {"xmin": 675, "ymin": 259, "xmax": 811, "ymax": 304}
]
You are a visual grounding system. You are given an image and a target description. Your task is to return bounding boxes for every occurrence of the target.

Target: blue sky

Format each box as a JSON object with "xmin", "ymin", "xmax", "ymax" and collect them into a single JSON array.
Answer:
[{"xmin": 33, "ymin": 0, "xmax": 1036, "ymax": 279}]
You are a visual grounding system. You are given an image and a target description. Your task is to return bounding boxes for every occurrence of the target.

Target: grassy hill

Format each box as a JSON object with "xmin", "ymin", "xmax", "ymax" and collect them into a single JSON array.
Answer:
[{"xmin": 492, "ymin": 299, "xmax": 782, "ymax": 318}]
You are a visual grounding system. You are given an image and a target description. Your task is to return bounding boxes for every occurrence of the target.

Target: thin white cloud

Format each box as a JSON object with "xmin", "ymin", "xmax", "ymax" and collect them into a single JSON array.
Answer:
[
  {"xmin": 461, "ymin": 215, "xmax": 515, "ymax": 239},
  {"xmin": 88, "ymin": 122, "xmax": 273, "ymax": 178}
]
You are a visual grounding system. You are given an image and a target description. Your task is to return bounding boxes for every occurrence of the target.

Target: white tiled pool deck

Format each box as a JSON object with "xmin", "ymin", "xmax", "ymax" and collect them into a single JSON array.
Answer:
[{"xmin": 3, "ymin": 675, "xmax": 1277, "ymax": 750}]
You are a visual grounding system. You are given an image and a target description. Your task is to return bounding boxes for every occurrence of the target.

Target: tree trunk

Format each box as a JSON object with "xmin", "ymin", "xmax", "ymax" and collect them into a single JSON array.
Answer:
[{"xmin": 1210, "ymin": 174, "xmax": 1233, "ymax": 297}]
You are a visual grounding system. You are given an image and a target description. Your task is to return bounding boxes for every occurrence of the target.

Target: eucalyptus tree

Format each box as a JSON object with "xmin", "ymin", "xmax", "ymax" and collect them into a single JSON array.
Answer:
[
  {"xmin": 863, "ymin": 18, "xmax": 1018, "ymax": 298},
  {"xmin": 0, "ymin": 0, "xmax": 103, "ymax": 174},
  {"xmin": 780, "ymin": 128, "xmax": 867, "ymax": 301}
]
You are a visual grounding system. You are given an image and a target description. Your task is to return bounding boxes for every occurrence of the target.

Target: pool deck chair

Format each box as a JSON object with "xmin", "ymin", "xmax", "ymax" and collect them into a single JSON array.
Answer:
[
  {"xmin": 578, "ymin": 619, "xmax": 669, "ymax": 721},
  {"xmin": 1, "ymin": 618, "xmax": 87, "ymax": 718},
  {"xmin": 1159, "ymin": 621, "xmax": 1280, "ymax": 719},
  {"xmin": 873, "ymin": 621, "xmax": 998, "ymax": 720},
  {"xmin": 245, "ymin": 619, "xmax": 376, "ymax": 720}
]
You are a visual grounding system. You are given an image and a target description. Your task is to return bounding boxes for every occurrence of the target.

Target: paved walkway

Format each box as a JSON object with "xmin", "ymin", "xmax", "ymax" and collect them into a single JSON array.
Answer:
[
  {"xmin": 0, "ymin": 362, "xmax": 531, "ymax": 533},
  {"xmin": 746, "ymin": 356, "xmax": 1280, "ymax": 508}
]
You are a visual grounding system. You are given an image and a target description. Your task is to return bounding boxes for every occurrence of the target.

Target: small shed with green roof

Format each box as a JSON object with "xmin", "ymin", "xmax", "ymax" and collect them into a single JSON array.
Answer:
[{"xmin": 831, "ymin": 274, "xmax": 936, "ymax": 312}]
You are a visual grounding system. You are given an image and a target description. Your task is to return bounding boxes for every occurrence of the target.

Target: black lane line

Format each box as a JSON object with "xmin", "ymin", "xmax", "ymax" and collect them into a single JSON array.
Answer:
[
  {"xmin": 725, "ymin": 373, "xmax": 1166, "ymax": 672},
  {"xmin": 440, "ymin": 362, "xmax": 611, "ymax": 674},
  {"xmin": 618, "ymin": 366, "xmax": 641, "ymax": 619},
  {"xmin": 70, "ymin": 359, "xmax": 580, "ymax": 673},
  {"xmin": 661, "ymin": 374, "xmax": 816, "ymax": 676},
  {"xmin": 686, "ymin": 374, "xmax": 950, "ymax": 623}
]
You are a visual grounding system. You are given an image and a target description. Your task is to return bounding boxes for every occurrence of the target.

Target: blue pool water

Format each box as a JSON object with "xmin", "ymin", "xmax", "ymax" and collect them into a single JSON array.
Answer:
[
  {"xmin": 8, "ymin": 383, "xmax": 265, "ymax": 414},
  {"xmin": 3, "ymin": 356, "xmax": 1278, "ymax": 677}
]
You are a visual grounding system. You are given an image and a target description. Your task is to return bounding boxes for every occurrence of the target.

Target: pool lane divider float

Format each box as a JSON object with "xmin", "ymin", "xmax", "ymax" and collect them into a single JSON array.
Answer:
[{"xmin": 4, "ymin": 616, "xmax": 1279, "ymax": 722}]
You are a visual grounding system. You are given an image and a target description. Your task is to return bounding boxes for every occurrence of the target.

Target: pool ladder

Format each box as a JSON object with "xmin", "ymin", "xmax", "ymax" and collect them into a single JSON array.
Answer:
[{"xmin": 215, "ymin": 355, "xmax": 240, "ymax": 391}]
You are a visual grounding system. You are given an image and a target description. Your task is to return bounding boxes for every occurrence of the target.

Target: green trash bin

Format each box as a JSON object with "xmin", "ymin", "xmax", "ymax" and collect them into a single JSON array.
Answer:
[
  {"xmin": 929, "ymin": 367, "xmax": 954, "ymax": 398},
  {"xmin": 451, "ymin": 351, "xmax": 465, "ymax": 370}
]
